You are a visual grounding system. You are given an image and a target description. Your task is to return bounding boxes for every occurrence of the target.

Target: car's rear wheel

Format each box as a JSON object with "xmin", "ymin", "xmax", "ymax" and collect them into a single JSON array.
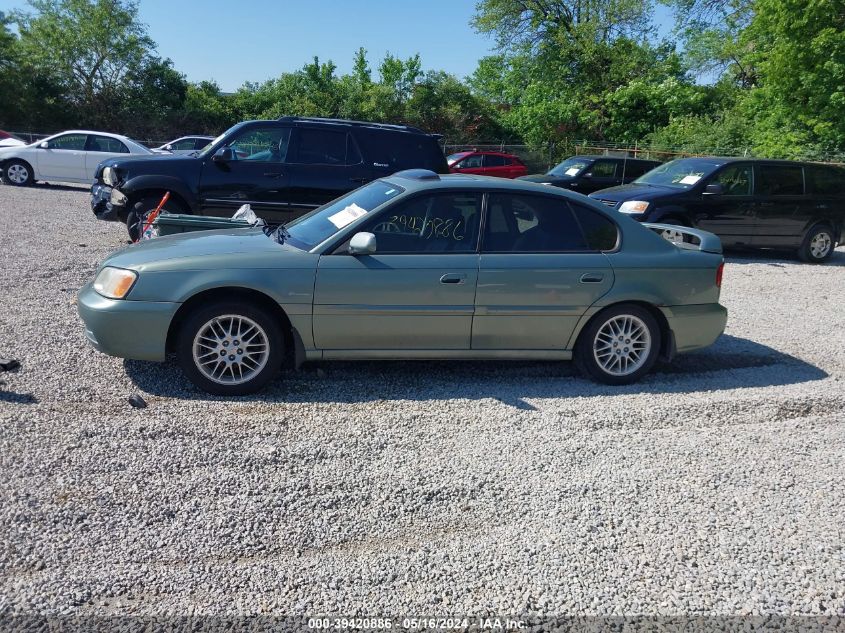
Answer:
[
  {"xmin": 176, "ymin": 301, "xmax": 284, "ymax": 396},
  {"xmin": 1, "ymin": 160, "xmax": 34, "ymax": 186},
  {"xmin": 575, "ymin": 304, "xmax": 661, "ymax": 385},
  {"xmin": 798, "ymin": 223, "xmax": 835, "ymax": 264},
  {"xmin": 126, "ymin": 195, "xmax": 186, "ymax": 241}
]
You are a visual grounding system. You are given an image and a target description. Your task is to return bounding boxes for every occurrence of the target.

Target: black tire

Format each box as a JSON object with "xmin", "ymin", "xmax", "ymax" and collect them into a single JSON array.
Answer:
[
  {"xmin": 126, "ymin": 195, "xmax": 187, "ymax": 241},
  {"xmin": 574, "ymin": 304, "xmax": 661, "ymax": 385},
  {"xmin": 1, "ymin": 160, "xmax": 34, "ymax": 186},
  {"xmin": 798, "ymin": 223, "xmax": 835, "ymax": 264},
  {"xmin": 176, "ymin": 301, "xmax": 284, "ymax": 396}
]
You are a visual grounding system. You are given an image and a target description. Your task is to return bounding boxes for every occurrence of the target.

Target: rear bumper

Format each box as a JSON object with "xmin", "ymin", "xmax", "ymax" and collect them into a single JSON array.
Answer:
[
  {"xmin": 77, "ymin": 282, "xmax": 179, "ymax": 362},
  {"xmin": 661, "ymin": 303, "xmax": 727, "ymax": 353},
  {"xmin": 90, "ymin": 183, "xmax": 129, "ymax": 223}
]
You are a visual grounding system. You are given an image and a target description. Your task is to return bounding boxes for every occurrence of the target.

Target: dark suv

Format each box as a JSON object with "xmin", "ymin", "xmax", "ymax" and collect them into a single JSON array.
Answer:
[
  {"xmin": 518, "ymin": 155, "xmax": 661, "ymax": 194},
  {"xmin": 91, "ymin": 117, "xmax": 449, "ymax": 239},
  {"xmin": 590, "ymin": 157, "xmax": 845, "ymax": 263}
]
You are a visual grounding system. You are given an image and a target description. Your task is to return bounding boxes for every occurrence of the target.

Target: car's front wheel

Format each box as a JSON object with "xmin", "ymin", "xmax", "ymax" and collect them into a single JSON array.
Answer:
[
  {"xmin": 176, "ymin": 301, "xmax": 284, "ymax": 396},
  {"xmin": 798, "ymin": 223, "xmax": 835, "ymax": 264},
  {"xmin": 1, "ymin": 160, "xmax": 34, "ymax": 186},
  {"xmin": 126, "ymin": 195, "xmax": 186, "ymax": 241},
  {"xmin": 574, "ymin": 304, "xmax": 661, "ymax": 385}
]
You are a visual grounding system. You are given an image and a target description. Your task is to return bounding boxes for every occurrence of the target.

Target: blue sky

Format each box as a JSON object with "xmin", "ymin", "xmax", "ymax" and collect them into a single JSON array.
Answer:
[{"xmin": 0, "ymin": 0, "xmax": 676, "ymax": 92}]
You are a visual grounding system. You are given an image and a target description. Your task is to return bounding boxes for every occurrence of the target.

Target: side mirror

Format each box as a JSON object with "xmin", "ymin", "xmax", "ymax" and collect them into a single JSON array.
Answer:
[
  {"xmin": 212, "ymin": 147, "xmax": 235, "ymax": 163},
  {"xmin": 703, "ymin": 183, "xmax": 724, "ymax": 195},
  {"xmin": 451, "ymin": 163, "xmax": 462, "ymax": 169},
  {"xmin": 164, "ymin": 144, "xmax": 173, "ymax": 151},
  {"xmin": 582, "ymin": 172, "xmax": 593, "ymax": 179},
  {"xmin": 348, "ymin": 232, "xmax": 377, "ymax": 255},
  {"xmin": 38, "ymin": 141, "xmax": 48, "ymax": 149}
]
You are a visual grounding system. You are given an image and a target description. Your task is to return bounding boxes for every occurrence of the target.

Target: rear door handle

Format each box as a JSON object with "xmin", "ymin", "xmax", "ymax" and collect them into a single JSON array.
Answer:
[
  {"xmin": 350, "ymin": 177, "xmax": 371, "ymax": 184},
  {"xmin": 580, "ymin": 273, "xmax": 604, "ymax": 283},
  {"xmin": 440, "ymin": 273, "xmax": 466, "ymax": 285},
  {"xmin": 263, "ymin": 172, "xmax": 283, "ymax": 178}
]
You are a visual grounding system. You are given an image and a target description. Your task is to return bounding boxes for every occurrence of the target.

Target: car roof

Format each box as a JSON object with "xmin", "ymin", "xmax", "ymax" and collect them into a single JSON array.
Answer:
[
  {"xmin": 451, "ymin": 150, "xmax": 519, "ymax": 158},
  {"xmin": 385, "ymin": 171, "xmax": 608, "ymax": 201},
  {"xmin": 49, "ymin": 129, "xmax": 134, "ymax": 141},
  {"xmin": 569, "ymin": 154, "xmax": 660, "ymax": 163}
]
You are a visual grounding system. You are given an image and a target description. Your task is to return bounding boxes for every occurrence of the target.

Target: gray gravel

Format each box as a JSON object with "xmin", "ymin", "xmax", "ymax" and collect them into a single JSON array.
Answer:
[{"xmin": 0, "ymin": 182, "xmax": 843, "ymax": 619}]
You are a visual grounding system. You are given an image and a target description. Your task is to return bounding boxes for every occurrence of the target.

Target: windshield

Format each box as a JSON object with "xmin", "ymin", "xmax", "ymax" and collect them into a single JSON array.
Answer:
[
  {"xmin": 548, "ymin": 158, "xmax": 592, "ymax": 177},
  {"xmin": 281, "ymin": 180, "xmax": 405, "ymax": 250},
  {"xmin": 447, "ymin": 152, "xmax": 470, "ymax": 165},
  {"xmin": 634, "ymin": 158, "xmax": 723, "ymax": 189},
  {"xmin": 196, "ymin": 124, "xmax": 240, "ymax": 158}
]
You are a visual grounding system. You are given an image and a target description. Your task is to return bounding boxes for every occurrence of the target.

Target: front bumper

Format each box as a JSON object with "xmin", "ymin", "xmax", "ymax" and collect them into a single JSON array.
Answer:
[
  {"xmin": 91, "ymin": 183, "xmax": 129, "ymax": 222},
  {"xmin": 77, "ymin": 282, "xmax": 180, "ymax": 362},
  {"xmin": 661, "ymin": 303, "xmax": 728, "ymax": 353}
]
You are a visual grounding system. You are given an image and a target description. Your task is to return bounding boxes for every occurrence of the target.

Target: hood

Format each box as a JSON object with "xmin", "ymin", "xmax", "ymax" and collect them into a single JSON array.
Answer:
[
  {"xmin": 99, "ymin": 152, "xmax": 199, "ymax": 174},
  {"xmin": 588, "ymin": 182, "xmax": 681, "ymax": 202},
  {"xmin": 517, "ymin": 174, "xmax": 573, "ymax": 185},
  {"xmin": 102, "ymin": 227, "xmax": 314, "ymax": 272}
]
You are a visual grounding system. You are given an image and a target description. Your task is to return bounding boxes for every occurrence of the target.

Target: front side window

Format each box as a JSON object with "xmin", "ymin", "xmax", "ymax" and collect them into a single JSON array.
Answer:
[
  {"xmin": 282, "ymin": 180, "xmax": 404, "ymax": 250},
  {"xmin": 47, "ymin": 134, "xmax": 87, "ymax": 150},
  {"xmin": 589, "ymin": 161, "xmax": 617, "ymax": 178},
  {"xmin": 169, "ymin": 138, "xmax": 197, "ymax": 150},
  {"xmin": 87, "ymin": 135, "xmax": 128, "ymax": 153},
  {"xmin": 292, "ymin": 128, "xmax": 348, "ymax": 165},
  {"xmin": 634, "ymin": 158, "xmax": 722, "ymax": 189},
  {"xmin": 483, "ymin": 193, "xmax": 589, "ymax": 253},
  {"xmin": 458, "ymin": 154, "xmax": 483, "ymax": 169},
  {"xmin": 755, "ymin": 164, "xmax": 803, "ymax": 196},
  {"xmin": 621, "ymin": 161, "xmax": 653, "ymax": 178},
  {"xmin": 357, "ymin": 192, "xmax": 482, "ymax": 254},
  {"xmin": 712, "ymin": 164, "xmax": 752, "ymax": 196},
  {"xmin": 228, "ymin": 126, "xmax": 291, "ymax": 163}
]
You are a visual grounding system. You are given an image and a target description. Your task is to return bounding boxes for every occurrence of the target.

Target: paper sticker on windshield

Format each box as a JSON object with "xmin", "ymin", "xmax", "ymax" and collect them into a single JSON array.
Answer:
[
  {"xmin": 680, "ymin": 175, "xmax": 701, "ymax": 185},
  {"xmin": 384, "ymin": 189, "xmax": 397, "ymax": 195},
  {"xmin": 328, "ymin": 202, "xmax": 368, "ymax": 228},
  {"xmin": 565, "ymin": 168, "xmax": 580, "ymax": 176}
]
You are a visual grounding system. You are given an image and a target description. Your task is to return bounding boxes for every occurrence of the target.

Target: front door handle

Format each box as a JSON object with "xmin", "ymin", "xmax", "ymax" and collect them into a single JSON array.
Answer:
[
  {"xmin": 263, "ymin": 171, "xmax": 283, "ymax": 179},
  {"xmin": 580, "ymin": 273, "xmax": 604, "ymax": 283},
  {"xmin": 440, "ymin": 273, "xmax": 466, "ymax": 285},
  {"xmin": 350, "ymin": 177, "xmax": 371, "ymax": 184}
]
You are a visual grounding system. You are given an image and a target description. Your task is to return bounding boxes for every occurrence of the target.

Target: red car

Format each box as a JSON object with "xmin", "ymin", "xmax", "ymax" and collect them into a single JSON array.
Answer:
[{"xmin": 447, "ymin": 150, "xmax": 529, "ymax": 179}]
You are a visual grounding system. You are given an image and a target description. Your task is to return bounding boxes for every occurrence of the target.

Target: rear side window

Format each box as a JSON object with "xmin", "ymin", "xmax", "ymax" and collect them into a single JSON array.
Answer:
[
  {"xmin": 194, "ymin": 138, "xmax": 212, "ymax": 150},
  {"xmin": 355, "ymin": 130, "xmax": 447, "ymax": 173},
  {"xmin": 293, "ymin": 128, "xmax": 347, "ymax": 165},
  {"xmin": 484, "ymin": 154, "xmax": 506, "ymax": 167},
  {"xmin": 169, "ymin": 138, "xmax": 196, "ymax": 150},
  {"xmin": 755, "ymin": 164, "xmax": 804, "ymax": 196},
  {"xmin": 483, "ymin": 193, "xmax": 589, "ymax": 253},
  {"xmin": 87, "ymin": 135, "xmax": 129, "ymax": 153},
  {"xmin": 570, "ymin": 203, "xmax": 619, "ymax": 250},
  {"xmin": 620, "ymin": 161, "xmax": 653, "ymax": 178},
  {"xmin": 805, "ymin": 165, "xmax": 845, "ymax": 196}
]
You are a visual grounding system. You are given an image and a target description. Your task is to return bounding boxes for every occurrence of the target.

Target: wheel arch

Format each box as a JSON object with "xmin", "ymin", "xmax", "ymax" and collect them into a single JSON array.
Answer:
[
  {"xmin": 649, "ymin": 206, "xmax": 692, "ymax": 226},
  {"xmin": 126, "ymin": 188, "xmax": 191, "ymax": 214},
  {"xmin": 166, "ymin": 287, "xmax": 303, "ymax": 369},
  {"xmin": 569, "ymin": 300, "xmax": 674, "ymax": 361},
  {"xmin": 122, "ymin": 175, "xmax": 197, "ymax": 212},
  {"xmin": 1, "ymin": 156, "xmax": 35, "ymax": 177}
]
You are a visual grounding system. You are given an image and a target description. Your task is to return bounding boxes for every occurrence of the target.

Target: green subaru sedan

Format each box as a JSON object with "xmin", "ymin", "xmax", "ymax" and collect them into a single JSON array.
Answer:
[{"xmin": 78, "ymin": 170, "xmax": 727, "ymax": 395}]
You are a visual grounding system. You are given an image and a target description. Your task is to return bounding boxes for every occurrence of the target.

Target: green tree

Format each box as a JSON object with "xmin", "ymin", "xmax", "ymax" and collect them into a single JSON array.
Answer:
[{"xmin": 14, "ymin": 0, "xmax": 160, "ymax": 128}]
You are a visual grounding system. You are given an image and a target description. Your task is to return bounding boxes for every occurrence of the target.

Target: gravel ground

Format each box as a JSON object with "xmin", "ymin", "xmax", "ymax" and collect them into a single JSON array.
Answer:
[{"xmin": 0, "ymin": 183, "xmax": 843, "ymax": 622}]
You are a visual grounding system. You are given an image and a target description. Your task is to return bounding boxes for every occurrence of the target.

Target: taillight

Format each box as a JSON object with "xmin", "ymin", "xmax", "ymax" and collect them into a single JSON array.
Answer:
[{"xmin": 716, "ymin": 261, "xmax": 724, "ymax": 288}]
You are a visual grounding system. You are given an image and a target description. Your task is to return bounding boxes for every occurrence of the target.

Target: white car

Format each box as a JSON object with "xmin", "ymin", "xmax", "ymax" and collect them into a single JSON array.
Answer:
[
  {"xmin": 0, "ymin": 130, "xmax": 26, "ymax": 148},
  {"xmin": 0, "ymin": 130, "xmax": 153, "ymax": 186},
  {"xmin": 152, "ymin": 135, "xmax": 215, "ymax": 155}
]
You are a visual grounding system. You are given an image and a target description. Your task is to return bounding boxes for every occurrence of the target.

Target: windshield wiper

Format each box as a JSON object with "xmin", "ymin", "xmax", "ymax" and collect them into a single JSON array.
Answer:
[{"xmin": 274, "ymin": 224, "xmax": 291, "ymax": 244}]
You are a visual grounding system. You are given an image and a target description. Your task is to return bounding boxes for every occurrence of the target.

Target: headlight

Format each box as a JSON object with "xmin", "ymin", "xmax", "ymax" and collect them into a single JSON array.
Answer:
[
  {"xmin": 93, "ymin": 266, "xmax": 137, "ymax": 299},
  {"xmin": 102, "ymin": 166, "xmax": 117, "ymax": 186},
  {"xmin": 619, "ymin": 200, "xmax": 650, "ymax": 214}
]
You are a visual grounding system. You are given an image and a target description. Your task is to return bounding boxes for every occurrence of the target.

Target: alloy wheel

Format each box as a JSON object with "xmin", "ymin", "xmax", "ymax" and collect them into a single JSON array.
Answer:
[
  {"xmin": 660, "ymin": 227, "xmax": 685, "ymax": 244},
  {"xmin": 192, "ymin": 314, "xmax": 269, "ymax": 385},
  {"xmin": 810, "ymin": 231, "xmax": 832, "ymax": 259},
  {"xmin": 593, "ymin": 314, "xmax": 652, "ymax": 377},
  {"xmin": 7, "ymin": 164, "xmax": 29, "ymax": 184}
]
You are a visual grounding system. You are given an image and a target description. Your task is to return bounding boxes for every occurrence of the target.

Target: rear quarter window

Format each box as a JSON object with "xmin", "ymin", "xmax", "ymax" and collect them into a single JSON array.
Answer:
[
  {"xmin": 570, "ymin": 202, "xmax": 619, "ymax": 250},
  {"xmin": 806, "ymin": 165, "xmax": 845, "ymax": 196},
  {"xmin": 355, "ymin": 130, "xmax": 448, "ymax": 173}
]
